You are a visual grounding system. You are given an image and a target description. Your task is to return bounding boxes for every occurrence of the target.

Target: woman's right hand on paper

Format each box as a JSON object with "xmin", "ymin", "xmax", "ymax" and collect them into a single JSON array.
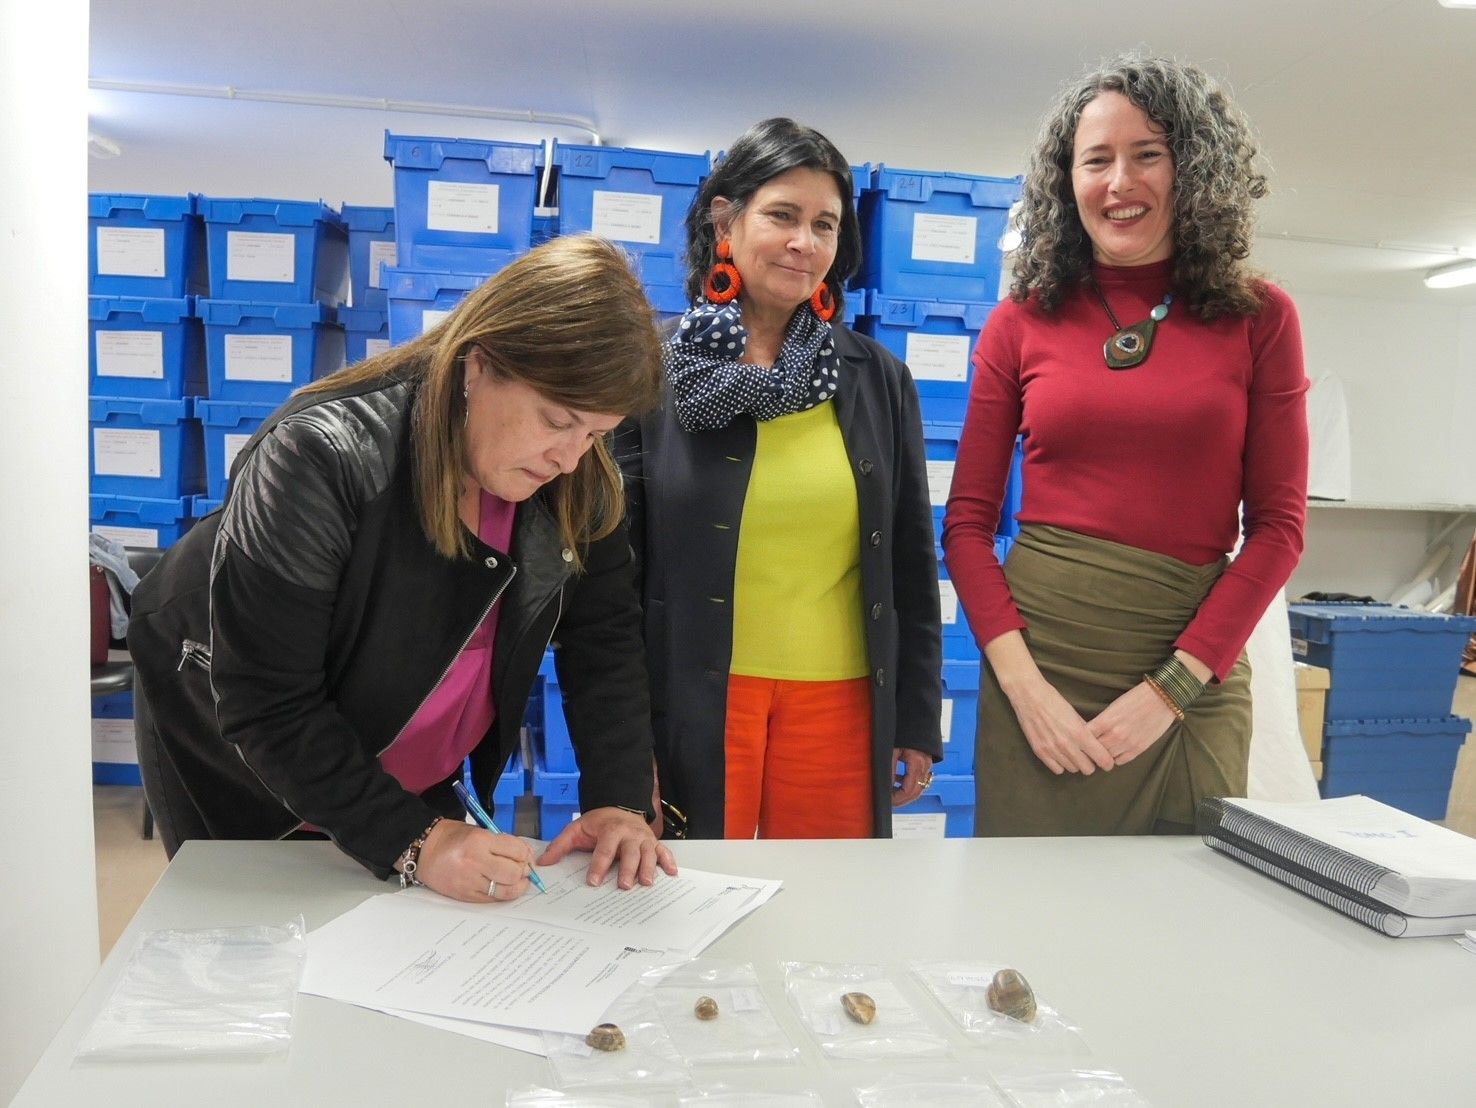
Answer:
[
  {"xmin": 414, "ymin": 819, "xmax": 536, "ymax": 903},
  {"xmin": 984, "ymin": 630, "xmax": 1115, "ymax": 776}
]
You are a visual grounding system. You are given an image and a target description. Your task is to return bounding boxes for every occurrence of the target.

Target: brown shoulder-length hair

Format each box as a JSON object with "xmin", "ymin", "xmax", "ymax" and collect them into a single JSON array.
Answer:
[
  {"xmin": 1010, "ymin": 55, "xmax": 1269, "ymax": 320},
  {"xmin": 298, "ymin": 234, "xmax": 663, "ymax": 567}
]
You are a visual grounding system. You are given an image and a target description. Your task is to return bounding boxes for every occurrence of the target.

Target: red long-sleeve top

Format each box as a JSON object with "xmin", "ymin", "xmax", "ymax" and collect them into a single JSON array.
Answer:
[{"xmin": 942, "ymin": 259, "xmax": 1309, "ymax": 681}]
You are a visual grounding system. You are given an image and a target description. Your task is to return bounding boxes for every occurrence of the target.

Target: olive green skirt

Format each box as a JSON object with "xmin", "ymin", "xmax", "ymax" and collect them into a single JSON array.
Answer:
[{"xmin": 976, "ymin": 525, "xmax": 1251, "ymax": 836}]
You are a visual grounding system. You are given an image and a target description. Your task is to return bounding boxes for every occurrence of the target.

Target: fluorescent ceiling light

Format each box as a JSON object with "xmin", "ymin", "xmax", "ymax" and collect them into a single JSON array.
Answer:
[
  {"xmin": 1423, "ymin": 259, "xmax": 1476, "ymax": 289},
  {"xmin": 1437, "ymin": 1, "xmax": 1476, "ymax": 9}
]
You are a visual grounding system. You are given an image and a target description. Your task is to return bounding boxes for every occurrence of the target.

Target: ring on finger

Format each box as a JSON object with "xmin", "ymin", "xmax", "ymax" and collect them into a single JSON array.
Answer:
[{"xmin": 487, "ymin": 879, "xmax": 497, "ymax": 898}]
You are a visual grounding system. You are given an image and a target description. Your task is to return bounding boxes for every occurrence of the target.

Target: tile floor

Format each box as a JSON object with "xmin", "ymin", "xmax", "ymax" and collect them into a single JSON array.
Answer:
[{"xmin": 95, "ymin": 675, "xmax": 1476, "ymax": 958}]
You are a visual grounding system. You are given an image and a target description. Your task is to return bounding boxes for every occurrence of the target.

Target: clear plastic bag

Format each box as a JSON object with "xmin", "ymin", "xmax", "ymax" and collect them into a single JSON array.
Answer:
[
  {"xmin": 910, "ymin": 960, "xmax": 1089, "ymax": 1056},
  {"xmin": 993, "ymin": 1068, "xmax": 1153, "ymax": 1107},
  {"xmin": 73, "ymin": 917, "xmax": 306, "ymax": 1061},
  {"xmin": 649, "ymin": 961, "xmax": 799, "ymax": 1066},
  {"xmin": 856, "ymin": 1075, "xmax": 1009, "ymax": 1107},
  {"xmin": 506, "ymin": 1087, "xmax": 656, "ymax": 1108},
  {"xmin": 677, "ymin": 1087, "xmax": 824, "ymax": 1106},
  {"xmin": 542, "ymin": 978, "xmax": 690, "ymax": 1091},
  {"xmin": 781, "ymin": 961, "xmax": 949, "ymax": 1060}
]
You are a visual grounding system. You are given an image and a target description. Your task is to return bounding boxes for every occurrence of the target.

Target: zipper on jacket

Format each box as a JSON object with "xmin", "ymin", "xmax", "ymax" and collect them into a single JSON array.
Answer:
[
  {"xmin": 378, "ymin": 565, "xmax": 518, "ymax": 757},
  {"xmin": 177, "ymin": 638, "xmax": 213, "ymax": 672}
]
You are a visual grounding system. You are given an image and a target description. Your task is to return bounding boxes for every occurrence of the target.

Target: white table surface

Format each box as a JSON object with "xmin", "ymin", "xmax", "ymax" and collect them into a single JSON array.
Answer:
[{"xmin": 15, "ymin": 837, "xmax": 1476, "ymax": 1106}]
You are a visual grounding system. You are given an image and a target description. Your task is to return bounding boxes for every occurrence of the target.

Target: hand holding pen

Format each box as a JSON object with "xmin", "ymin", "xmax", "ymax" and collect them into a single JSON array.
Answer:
[{"xmin": 452, "ymin": 779, "xmax": 548, "ymax": 894}]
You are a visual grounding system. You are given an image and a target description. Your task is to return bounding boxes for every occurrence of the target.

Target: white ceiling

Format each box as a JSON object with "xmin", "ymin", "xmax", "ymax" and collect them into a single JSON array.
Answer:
[{"xmin": 89, "ymin": 0, "xmax": 1476, "ymax": 304}]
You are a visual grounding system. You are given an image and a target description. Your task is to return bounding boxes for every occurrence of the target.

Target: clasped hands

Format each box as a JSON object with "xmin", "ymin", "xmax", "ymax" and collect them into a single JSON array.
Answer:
[
  {"xmin": 1012, "ymin": 675, "xmax": 1181, "ymax": 776},
  {"xmin": 411, "ymin": 806, "xmax": 677, "ymax": 904}
]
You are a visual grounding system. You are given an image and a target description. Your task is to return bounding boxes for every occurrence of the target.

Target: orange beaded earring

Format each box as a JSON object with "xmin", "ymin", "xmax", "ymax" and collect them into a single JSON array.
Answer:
[
  {"xmin": 809, "ymin": 281, "xmax": 837, "ymax": 322},
  {"xmin": 704, "ymin": 240, "xmax": 742, "ymax": 304}
]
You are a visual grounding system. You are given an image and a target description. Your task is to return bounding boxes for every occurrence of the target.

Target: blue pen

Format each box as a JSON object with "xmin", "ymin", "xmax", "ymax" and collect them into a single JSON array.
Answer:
[{"xmin": 451, "ymin": 779, "xmax": 548, "ymax": 894}]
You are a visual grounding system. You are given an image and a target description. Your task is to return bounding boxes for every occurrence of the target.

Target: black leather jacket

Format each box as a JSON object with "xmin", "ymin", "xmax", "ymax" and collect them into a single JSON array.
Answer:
[{"xmin": 129, "ymin": 373, "xmax": 654, "ymax": 877}]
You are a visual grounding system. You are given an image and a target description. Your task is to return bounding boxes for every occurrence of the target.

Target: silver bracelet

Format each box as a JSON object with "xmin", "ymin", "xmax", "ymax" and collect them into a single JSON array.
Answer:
[{"xmin": 398, "ymin": 815, "xmax": 444, "ymax": 889}]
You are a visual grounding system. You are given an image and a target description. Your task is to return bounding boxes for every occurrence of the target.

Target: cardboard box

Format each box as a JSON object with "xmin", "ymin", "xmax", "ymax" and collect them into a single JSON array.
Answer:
[{"xmin": 1294, "ymin": 662, "xmax": 1331, "ymax": 764}]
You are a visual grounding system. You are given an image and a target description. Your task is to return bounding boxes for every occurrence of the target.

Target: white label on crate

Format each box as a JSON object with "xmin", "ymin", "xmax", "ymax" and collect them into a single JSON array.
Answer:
[
  {"xmin": 364, "ymin": 338, "xmax": 391, "ymax": 358},
  {"xmin": 92, "ymin": 717, "xmax": 138, "ymax": 764},
  {"xmin": 93, "ymin": 524, "xmax": 158, "ymax": 548},
  {"xmin": 926, "ymin": 460, "xmax": 954, "ymax": 507},
  {"xmin": 940, "ymin": 698, "xmax": 954, "ymax": 744},
  {"xmin": 590, "ymin": 189, "xmax": 663, "ymax": 244},
  {"xmin": 94, "ymin": 428, "xmax": 162, "ymax": 478},
  {"xmin": 96, "ymin": 330, "xmax": 165, "ymax": 379},
  {"xmin": 223, "ymin": 432, "xmax": 251, "ymax": 477},
  {"xmin": 911, "ymin": 213, "xmax": 977, "ymax": 265},
  {"xmin": 905, "ymin": 333, "xmax": 971, "ymax": 382},
  {"xmin": 224, "ymin": 334, "xmax": 294, "ymax": 382},
  {"xmin": 427, "ymin": 181, "xmax": 501, "ymax": 234},
  {"xmin": 891, "ymin": 813, "xmax": 947, "ymax": 839},
  {"xmin": 938, "ymin": 578, "xmax": 959, "ymax": 625},
  {"xmin": 368, "ymin": 240, "xmax": 397, "ymax": 287},
  {"xmin": 96, "ymin": 227, "xmax": 165, "ymax": 277},
  {"xmin": 1290, "ymin": 636, "xmax": 1309, "ymax": 657},
  {"xmin": 422, "ymin": 309, "xmax": 452, "ymax": 332},
  {"xmin": 226, "ymin": 231, "xmax": 296, "ymax": 283}
]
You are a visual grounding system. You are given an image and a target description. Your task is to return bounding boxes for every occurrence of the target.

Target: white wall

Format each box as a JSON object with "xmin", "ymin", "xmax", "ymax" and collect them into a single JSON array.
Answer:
[{"xmin": 0, "ymin": 5, "xmax": 99, "ymax": 1099}]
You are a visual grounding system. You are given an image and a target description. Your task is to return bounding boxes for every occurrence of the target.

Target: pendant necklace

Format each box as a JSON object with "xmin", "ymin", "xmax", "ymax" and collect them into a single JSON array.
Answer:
[{"xmin": 1089, "ymin": 279, "xmax": 1174, "ymax": 370}]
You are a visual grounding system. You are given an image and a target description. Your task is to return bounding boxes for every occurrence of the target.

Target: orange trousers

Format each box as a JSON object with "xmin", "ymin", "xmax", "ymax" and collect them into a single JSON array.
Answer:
[{"xmin": 723, "ymin": 673, "xmax": 874, "ymax": 839}]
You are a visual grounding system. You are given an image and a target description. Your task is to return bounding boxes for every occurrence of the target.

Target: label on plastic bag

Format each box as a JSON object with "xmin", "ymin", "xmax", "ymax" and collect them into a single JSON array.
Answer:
[
  {"xmin": 811, "ymin": 1013, "xmax": 844, "ymax": 1035},
  {"xmin": 946, "ymin": 971, "xmax": 996, "ymax": 988},
  {"xmin": 225, "ymin": 335, "xmax": 293, "ymax": 382},
  {"xmin": 94, "ymin": 428, "xmax": 161, "ymax": 478},
  {"xmin": 591, "ymin": 190, "xmax": 663, "ymax": 244},
  {"xmin": 96, "ymin": 227, "xmax": 165, "ymax": 277},
  {"xmin": 730, "ymin": 986, "xmax": 764, "ymax": 1013},
  {"xmin": 227, "ymin": 231, "xmax": 296, "ymax": 283},
  {"xmin": 905, "ymin": 333, "xmax": 971, "ymax": 382},
  {"xmin": 911, "ymin": 213, "xmax": 977, "ymax": 264},
  {"xmin": 427, "ymin": 181, "xmax": 501, "ymax": 235},
  {"xmin": 96, "ymin": 331, "xmax": 165, "ymax": 379}
]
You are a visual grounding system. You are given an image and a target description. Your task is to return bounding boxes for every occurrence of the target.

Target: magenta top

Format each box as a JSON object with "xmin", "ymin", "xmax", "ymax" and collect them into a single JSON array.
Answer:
[{"xmin": 380, "ymin": 490, "xmax": 518, "ymax": 795}]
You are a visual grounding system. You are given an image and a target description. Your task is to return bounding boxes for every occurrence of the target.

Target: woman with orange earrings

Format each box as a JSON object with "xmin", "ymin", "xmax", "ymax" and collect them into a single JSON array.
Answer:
[{"xmin": 619, "ymin": 117, "xmax": 942, "ymax": 840}]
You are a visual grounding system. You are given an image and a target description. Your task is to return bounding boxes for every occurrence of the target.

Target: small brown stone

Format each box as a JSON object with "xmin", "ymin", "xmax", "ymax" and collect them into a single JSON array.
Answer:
[
  {"xmin": 985, "ymin": 968, "xmax": 1037, "ymax": 1023},
  {"xmin": 585, "ymin": 1022, "xmax": 626, "ymax": 1051},
  {"xmin": 841, "ymin": 991, "xmax": 876, "ymax": 1025},
  {"xmin": 694, "ymin": 995, "xmax": 719, "ymax": 1021}
]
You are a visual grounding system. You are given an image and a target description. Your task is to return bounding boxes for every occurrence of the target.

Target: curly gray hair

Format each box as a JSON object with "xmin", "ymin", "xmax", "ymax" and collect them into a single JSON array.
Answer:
[{"xmin": 1010, "ymin": 55, "xmax": 1268, "ymax": 320}]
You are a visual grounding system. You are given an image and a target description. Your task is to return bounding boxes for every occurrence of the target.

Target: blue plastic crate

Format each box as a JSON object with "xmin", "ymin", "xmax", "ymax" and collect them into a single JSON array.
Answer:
[
  {"xmin": 340, "ymin": 204, "xmax": 396, "ymax": 310},
  {"xmin": 935, "ymin": 546, "xmax": 981, "ymax": 661},
  {"xmin": 890, "ymin": 773, "xmax": 974, "ymax": 838},
  {"xmin": 643, "ymin": 281, "xmax": 690, "ymax": 318},
  {"xmin": 1288, "ymin": 603, "xmax": 1476, "ymax": 722},
  {"xmin": 492, "ymin": 750, "xmax": 526, "ymax": 829},
  {"xmin": 1319, "ymin": 717, "xmax": 1471, "ymax": 819},
  {"xmin": 89, "ymin": 396, "xmax": 202, "ymax": 498},
  {"xmin": 532, "ymin": 755, "xmax": 580, "ymax": 841},
  {"xmin": 858, "ymin": 167, "xmax": 1020, "ymax": 300},
  {"xmin": 1001, "ymin": 437, "xmax": 1024, "ymax": 540},
  {"xmin": 553, "ymin": 143, "xmax": 710, "ymax": 289},
  {"xmin": 192, "ymin": 495, "xmax": 224, "ymax": 518},
  {"xmin": 538, "ymin": 651, "xmax": 577, "ymax": 773},
  {"xmin": 384, "ymin": 267, "xmax": 486, "ymax": 344},
  {"xmin": 198, "ymin": 299, "xmax": 345, "ymax": 403},
  {"xmin": 90, "ymin": 493, "xmax": 195, "ymax": 549},
  {"xmin": 198, "ymin": 197, "xmax": 349, "ymax": 305},
  {"xmin": 88, "ymin": 193, "xmax": 206, "ymax": 298},
  {"xmin": 859, "ymin": 293, "xmax": 994, "ymax": 422},
  {"xmin": 922, "ymin": 420, "xmax": 963, "ymax": 526},
  {"xmin": 385, "ymin": 131, "xmax": 543, "ymax": 274},
  {"xmin": 939, "ymin": 661, "xmax": 980, "ymax": 775},
  {"xmin": 339, "ymin": 306, "xmax": 391, "ymax": 364},
  {"xmin": 196, "ymin": 399, "xmax": 278, "ymax": 498},
  {"xmin": 531, "ymin": 211, "xmax": 558, "ymax": 247},
  {"xmin": 89, "ymin": 295, "xmax": 203, "ymax": 399},
  {"xmin": 92, "ymin": 690, "xmax": 141, "ymax": 786}
]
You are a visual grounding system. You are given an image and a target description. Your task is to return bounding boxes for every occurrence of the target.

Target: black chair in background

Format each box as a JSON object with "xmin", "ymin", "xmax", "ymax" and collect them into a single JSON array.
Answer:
[{"xmin": 89, "ymin": 546, "xmax": 165, "ymax": 839}]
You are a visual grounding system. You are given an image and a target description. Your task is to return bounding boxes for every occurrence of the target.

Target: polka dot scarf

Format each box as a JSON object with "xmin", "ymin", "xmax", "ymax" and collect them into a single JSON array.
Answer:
[{"xmin": 666, "ymin": 300, "xmax": 841, "ymax": 432}]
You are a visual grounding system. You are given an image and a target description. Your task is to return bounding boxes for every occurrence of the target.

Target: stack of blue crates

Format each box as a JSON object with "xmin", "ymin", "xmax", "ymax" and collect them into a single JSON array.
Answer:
[
  {"xmin": 195, "ymin": 196, "xmax": 348, "ymax": 507},
  {"xmin": 382, "ymin": 131, "xmax": 544, "ymax": 344},
  {"xmin": 88, "ymin": 193, "xmax": 209, "ymax": 552},
  {"xmin": 846, "ymin": 164, "xmax": 1022, "ymax": 835},
  {"xmin": 339, "ymin": 204, "xmax": 395, "ymax": 362},
  {"xmin": 532, "ymin": 650, "xmax": 580, "ymax": 839},
  {"xmin": 1289, "ymin": 602, "xmax": 1476, "ymax": 819}
]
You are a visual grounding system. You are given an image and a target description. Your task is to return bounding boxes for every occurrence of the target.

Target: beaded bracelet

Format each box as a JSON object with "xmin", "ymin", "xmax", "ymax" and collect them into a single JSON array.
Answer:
[
  {"xmin": 1143, "ymin": 675, "xmax": 1187, "ymax": 722},
  {"xmin": 398, "ymin": 815, "xmax": 444, "ymax": 889},
  {"xmin": 1143, "ymin": 656, "xmax": 1207, "ymax": 716}
]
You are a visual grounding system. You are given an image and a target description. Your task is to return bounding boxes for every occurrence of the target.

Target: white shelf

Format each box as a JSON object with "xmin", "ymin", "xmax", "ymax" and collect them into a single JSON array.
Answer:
[{"xmin": 1307, "ymin": 500, "xmax": 1476, "ymax": 513}]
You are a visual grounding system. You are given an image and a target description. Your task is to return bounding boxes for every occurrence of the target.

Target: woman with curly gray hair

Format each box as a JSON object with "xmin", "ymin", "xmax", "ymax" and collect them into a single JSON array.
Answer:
[{"xmin": 943, "ymin": 56, "xmax": 1309, "ymax": 836}]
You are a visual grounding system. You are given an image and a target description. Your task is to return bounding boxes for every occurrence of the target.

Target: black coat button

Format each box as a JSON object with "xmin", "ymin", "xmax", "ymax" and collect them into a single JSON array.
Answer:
[
  {"xmin": 870, "ymin": 603, "xmax": 882, "ymax": 620},
  {"xmin": 869, "ymin": 530, "xmax": 881, "ymax": 547},
  {"xmin": 874, "ymin": 668, "xmax": 886, "ymax": 687},
  {"xmin": 859, "ymin": 459, "xmax": 874, "ymax": 475}
]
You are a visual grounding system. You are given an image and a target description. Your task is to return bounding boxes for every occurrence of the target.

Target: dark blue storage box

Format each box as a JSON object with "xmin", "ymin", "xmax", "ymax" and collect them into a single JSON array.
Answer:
[
  {"xmin": 93, "ymin": 690, "xmax": 141, "ymax": 786},
  {"xmin": 90, "ymin": 493, "xmax": 195, "ymax": 549},
  {"xmin": 553, "ymin": 143, "xmax": 710, "ymax": 289},
  {"xmin": 939, "ymin": 660, "xmax": 981, "ymax": 774},
  {"xmin": 385, "ymin": 267, "xmax": 486, "ymax": 344},
  {"xmin": 339, "ymin": 306, "xmax": 391, "ymax": 364},
  {"xmin": 196, "ymin": 399, "xmax": 278, "ymax": 498},
  {"xmin": 1288, "ymin": 603, "xmax": 1476, "ymax": 721},
  {"xmin": 198, "ymin": 197, "xmax": 349, "ymax": 305},
  {"xmin": 859, "ymin": 167, "xmax": 1020, "ymax": 300},
  {"xmin": 860, "ymin": 293, "xmax": 995, "ymax": 423},
  {"xmin": 532, "ymin": 755, "xmax": 580, "ymax": 841},
  {"xmin": 385, "ymin": 131, "xmax": 543, "ymax": 274},
  {"xmin": 340, "ymin": 204, "xmax": 396, "ymax": 310},
  {"xmin": 88, "ymin": 193, "xmax": 206, "ymax": 298},
  {"xmin": 89, "ymin": 295, "xmax": 203, "ymax": 399},
  {"xmin": 199, "ymin": 299, "xmax": 345, "ymax": 403},
  {"xmin": 89, "ymin": 396, "xmax": 202, "ymax": 498},
  {"xmin": 1319, "ymin": 716, "xmax": 1471, "ymax": 820},
  {"xmin": 538, "ymin": 651, "xmax": 576, "ymax": 773},
  {"xmin": 891, "ymin": 773, "xmax": 974, "ymax": 838}
]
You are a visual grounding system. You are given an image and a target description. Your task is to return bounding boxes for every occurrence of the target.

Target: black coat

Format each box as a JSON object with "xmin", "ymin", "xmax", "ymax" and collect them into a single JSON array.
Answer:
[
  {"xmin": 619, "ymin": 324, "xmax": 942, "ymax": 839},
  {"xmin": 129, "ymin": 374, "xmax": 654, "ymax": 877}
]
